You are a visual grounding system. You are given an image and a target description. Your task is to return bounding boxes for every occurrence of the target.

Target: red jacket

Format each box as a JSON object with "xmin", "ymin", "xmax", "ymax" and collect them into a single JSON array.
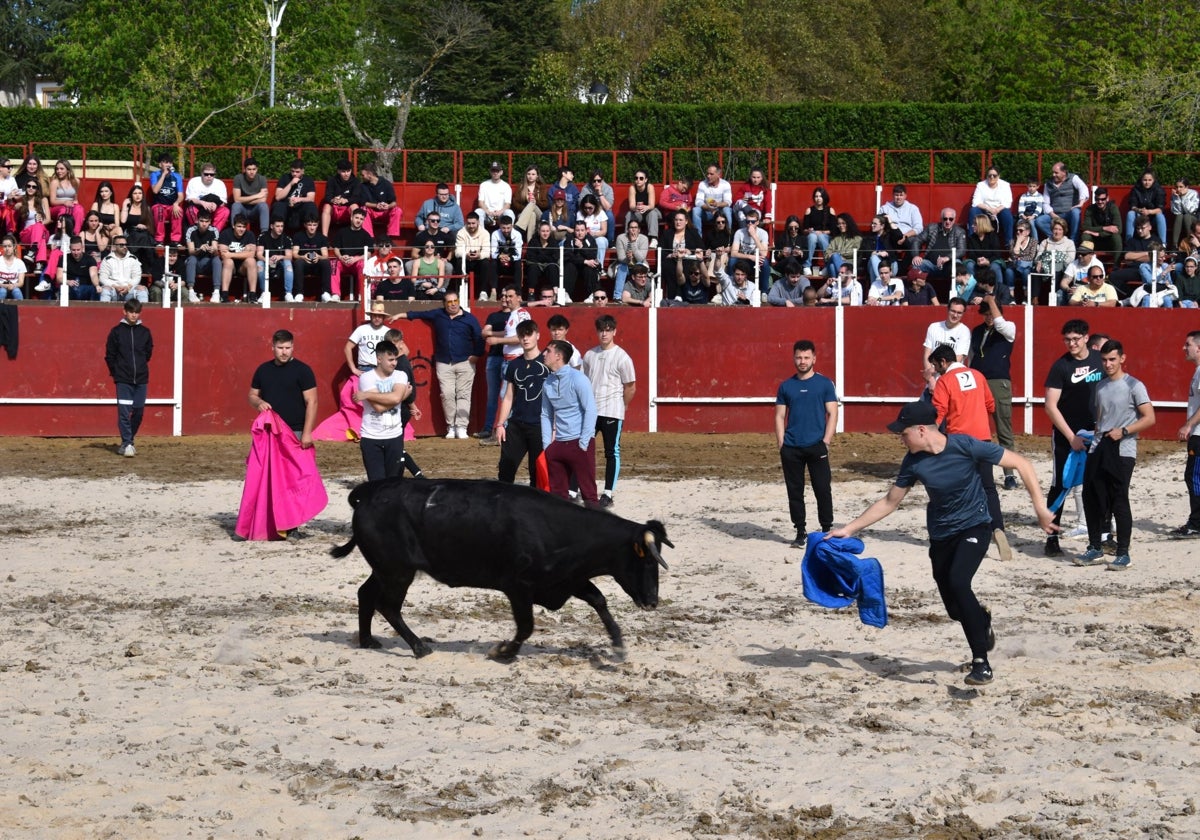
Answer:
[{"xmin": 932, "ymin": 363, "xmax": 995, "ymax": 440}]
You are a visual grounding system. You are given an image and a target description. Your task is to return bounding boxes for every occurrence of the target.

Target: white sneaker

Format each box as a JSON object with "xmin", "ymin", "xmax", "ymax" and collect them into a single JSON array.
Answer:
[
  {"xmin": 188, "ymin": 290, "xmax": 201, "ymax": 303},
  {"xmin": 445, "ymin": 428, "xmax": 458, "ymax": 439},
  {"xmin": 123, "ymin": 444, "xmax": 136, "ymax": 457},
  {"xmin": 291, "ymin": 293, "xmax": 303, "ymax": 302},
  {"xmin": 210, "ymin": 289, "xmax": 220, "ymax": 303},
  {"xmin": 478, "ymin": 290, "xmax": 489, "ymax": 301},
  {"xmin": 649, "ymin": 238, "xmax": 658, "ymax": 249},
  {"xmin": 258, "ymin": 291, "xmax": 270, "ymax": 304},
  {"xmin": 34, "ymin": 279, "xmax": 51, "ymax": 292},
  {"xmin": 455, "ymin": 427, "xmax": 468, "ymax": 439},
  {"xmin": 321, "ymin": 292, "xmax": 333, "ymax": 302},
  {"xmin": 284, "ymin": 292, "xmax": 294, "ymax": 302}
]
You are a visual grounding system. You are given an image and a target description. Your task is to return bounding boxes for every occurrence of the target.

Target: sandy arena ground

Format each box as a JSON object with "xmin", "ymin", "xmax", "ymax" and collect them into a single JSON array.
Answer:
[{"xmin": 1, "ymin": 432, "xmax": 1198, "ymax": 839}]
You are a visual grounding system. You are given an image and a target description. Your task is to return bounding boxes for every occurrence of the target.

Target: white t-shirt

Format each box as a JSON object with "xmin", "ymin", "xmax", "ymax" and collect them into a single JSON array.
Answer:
[
  {"xmin": 502, "ymin": 307, "xmax": 531, "ymax": 360},
  {"xmin": 868, "ymin": 277, "xmax": 904, "ymax": 305},
  {"xmin": 477, "ymin": 179, "xmax": 512, "ymax": 215},
  {"xmin": 0, "ymin": 255, "xmax": 24, "ymax": 286},
  {"xmin": 582, "ymin": 345, "xmax": 636, "ymax": 419},
  {"xmin": 358, "ymin": 368, "xmax": 409, "ymax": 440},
  {"xmin": 924, "ymin": 320, "xmax": 971, "ymax": 358},
  {"xmin": 348, "ymin": 322, "xmax": 390, "ymax": 368}
]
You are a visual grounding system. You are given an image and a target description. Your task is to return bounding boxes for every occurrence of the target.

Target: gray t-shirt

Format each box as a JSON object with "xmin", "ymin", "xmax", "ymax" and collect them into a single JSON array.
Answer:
[
  {"xmin": 1092, "ymin": 374, "xmax": 1151, "ymax": 458},
  {"xmin": 895, "ymin": 434, "xmax": 1003, "ymax": 541},
  {"xmin": 1189, "ymin": 366, "xmax": 1200, "ymax": 426}
]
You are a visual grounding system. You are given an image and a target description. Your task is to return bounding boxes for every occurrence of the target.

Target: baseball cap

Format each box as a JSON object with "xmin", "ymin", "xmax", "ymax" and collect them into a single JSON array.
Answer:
[
  {"xmin": 489, "ymin": 160, "xmax": 503, "ymax": 171},
  {"xmin": 886, "ymin": 401, "xmax": 938, "ymax": 433}
]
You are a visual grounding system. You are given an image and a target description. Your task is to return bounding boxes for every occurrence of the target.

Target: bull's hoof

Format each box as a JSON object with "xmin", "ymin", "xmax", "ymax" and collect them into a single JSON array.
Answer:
[
  {"xmin": 359, "ymin": 635, "xmax": 382, "ymax": 649},
  {"xmin": 411, "ymin": 640, "xmax": 433, "ymax": 659},
  {"xmin": 610, "ymin": 645, "xmax": 627, "ymax": 663},
  {"xmin": 487, "ymin": 641, "xmax": 520, "ymax": 662}
]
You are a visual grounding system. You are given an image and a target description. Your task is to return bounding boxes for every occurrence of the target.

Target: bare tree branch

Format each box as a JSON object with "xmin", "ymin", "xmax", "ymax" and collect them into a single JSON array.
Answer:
[{"xmin": 183, "ymin": 91, "xmax": 266, "ymax": 145}]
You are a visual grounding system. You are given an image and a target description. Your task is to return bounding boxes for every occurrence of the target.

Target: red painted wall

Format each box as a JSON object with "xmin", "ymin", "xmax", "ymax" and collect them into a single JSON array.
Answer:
[{"xmin": 2, "ymin": 302, "xmax": 1195, "ymax": 440}]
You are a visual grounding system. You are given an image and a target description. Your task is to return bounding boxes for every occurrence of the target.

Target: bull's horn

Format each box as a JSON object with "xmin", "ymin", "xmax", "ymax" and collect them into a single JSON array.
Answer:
[{"xmin": 644, "ymin": 531, "xmax": 669, "ymax": 570}]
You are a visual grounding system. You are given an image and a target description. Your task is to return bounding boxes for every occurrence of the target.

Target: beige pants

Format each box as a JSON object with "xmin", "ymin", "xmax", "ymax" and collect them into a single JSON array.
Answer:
[{"xmin": 436, "ymin": 359, "xmax": 476, "ymax": 432}]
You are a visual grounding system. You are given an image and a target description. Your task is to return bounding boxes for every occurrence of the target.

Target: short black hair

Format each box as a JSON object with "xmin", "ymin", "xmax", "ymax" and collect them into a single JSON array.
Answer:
[
  {"xmin": 272, "ymin": 329, "xmax": 294, "ymax": 344},
  {"xmin": 375, "ymin": 340, "xmax": 398, "ymax": 357},
  {"xmin": 792, "ymin": 339, "xmax": 815, "ymax": 354}
]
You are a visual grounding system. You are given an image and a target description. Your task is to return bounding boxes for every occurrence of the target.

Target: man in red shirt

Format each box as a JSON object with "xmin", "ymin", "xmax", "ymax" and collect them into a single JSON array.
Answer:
[{"xmin": 928, "ymin": 343, "xmax": 1011, "ymax": 561}]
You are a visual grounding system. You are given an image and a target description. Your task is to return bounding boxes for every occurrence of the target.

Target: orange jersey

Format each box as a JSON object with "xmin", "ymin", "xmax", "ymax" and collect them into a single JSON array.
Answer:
[{"xmin": 932, "ymin": 363, "xmax": 995, "ymax": 440}]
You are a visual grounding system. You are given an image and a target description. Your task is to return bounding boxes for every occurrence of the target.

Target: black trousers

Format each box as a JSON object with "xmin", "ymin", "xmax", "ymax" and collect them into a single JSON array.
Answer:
[
  {"xmin": 780, "ymin": 442, "xmax": 834, "ymax": 533},
  {"xmin": 929, "ymin": 522, "xmax": 991, "ymax": 660},
  {"xmin": 1186, "ymin": 434, "xmax": 1200, "ymax": 529},
  {"xmin": 977, "ymin": 459, "xmax": 1004, "ymax": 531},
  {"xmin": 1082, "ymin": 443, "xmax": 1135, "ymax": 554},
  {"xmin": 596, "ymin": 416, "xmax": 624, "ymax": 493},
  {"xmin": 1047, "ymin": 429, "xmax": 1073, "ymax": 528},
  {"xmin": 360, "ymin": 436, "xmax": 406, "ymax": 482},
  {"xmin": 498, "ymin": 420, "xmax": 543, "ymax": 484}
]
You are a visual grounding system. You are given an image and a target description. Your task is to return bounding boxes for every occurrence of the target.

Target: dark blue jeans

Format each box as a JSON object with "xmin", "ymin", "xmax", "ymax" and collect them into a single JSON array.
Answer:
[{"xmin": 116, "ymin": 382, "xmax": 147, "ymax": 447}]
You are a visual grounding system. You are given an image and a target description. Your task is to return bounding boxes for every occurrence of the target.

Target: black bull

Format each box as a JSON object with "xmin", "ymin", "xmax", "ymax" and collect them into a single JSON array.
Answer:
[{"xmin": 330, "ymin": 478, "xmax": 672, "ymax": 660}]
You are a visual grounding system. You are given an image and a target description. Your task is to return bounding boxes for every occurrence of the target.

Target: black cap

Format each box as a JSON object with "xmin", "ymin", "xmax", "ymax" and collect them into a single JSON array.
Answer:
[{"xmin": 886, "ymin": 401, "xmax": 938, "ymax": 433}]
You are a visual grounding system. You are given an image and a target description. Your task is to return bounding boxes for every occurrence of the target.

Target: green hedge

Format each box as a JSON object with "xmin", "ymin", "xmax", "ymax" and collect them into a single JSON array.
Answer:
[{"xmin": 0, "ymin": 101, "xmax": 1155, "ymax": 183}]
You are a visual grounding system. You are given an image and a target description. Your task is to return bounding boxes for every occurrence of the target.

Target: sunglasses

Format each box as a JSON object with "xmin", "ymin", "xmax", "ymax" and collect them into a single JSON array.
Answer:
[
  {"xmin": 942, "ymin": 216, "xmax": 956, "ymax": 222},
  {"xmin": 593, "ymin": 294, "xmax": 608, "ymax": 300}
]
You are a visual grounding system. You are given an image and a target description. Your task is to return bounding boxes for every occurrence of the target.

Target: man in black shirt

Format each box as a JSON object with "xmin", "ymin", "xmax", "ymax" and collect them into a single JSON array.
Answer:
[
  {"xmin": 331, "ymin": 208, "xmax": 372, "ymax": 301},
  {"xmin": 248, "ymin": 329, "xmax": 317, "ymax": 445},
  {"xmin": 412, "ymin": 210, "xmax": 455, "ymax": 260},
  {"xmin": 60, "ymin": 237, "xmax": 98, "ymax": 300},
  {"xmin": 186, "ymin": 212, "xmax": 221, "ymax": 302},
  {"xmin": 272, "ymin": 158, "xmax": 317, "ymax": 233},
  {"xmin": 218, "ymin": 214, "xmax": 259, "ymax": 302},
  {"xmin": 256, "ymin": 217, "xmax": 297, "ymax": 301},
  {"xmin": 291, "ymin": 218, "xmax": 330, "ymax": 301},
  {"xmin": 321, "ymin": 159, "xmax": 364, "ymax": 237},
  {"xmin": 360, "ymin": 163, "xmax": 402, "ymax": 239}
]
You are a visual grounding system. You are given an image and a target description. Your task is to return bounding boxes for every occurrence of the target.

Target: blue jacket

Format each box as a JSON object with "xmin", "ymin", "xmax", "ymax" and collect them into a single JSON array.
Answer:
[{"xmin": 800, "ymin": 535, "xmax": 887, "ymax": 628}]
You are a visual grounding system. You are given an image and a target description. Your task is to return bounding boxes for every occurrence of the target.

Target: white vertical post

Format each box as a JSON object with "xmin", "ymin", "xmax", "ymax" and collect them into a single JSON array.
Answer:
[
  {"xmin": 1023, "ymin": 302, "xmax": 1034, "ymax": 435},
  {"xmin": 647, "ymin": 304, "xmax": 658, "ymax": 433},
  {"xmin": 172, "ymin": 299, "xmax": 184, "ymax": 436},
  {"xmin": 161, "ymin": 245, "xmax": 171, "ymax": 308},
  {"xmin": 834, "ymin": 304, "xmax": 845, "ymax": 433}
]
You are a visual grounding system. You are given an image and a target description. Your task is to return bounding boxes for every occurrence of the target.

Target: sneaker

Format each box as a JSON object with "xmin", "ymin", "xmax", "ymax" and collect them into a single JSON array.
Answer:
[
  {"xmin": 1044, "ymin": 536, "xmax": 1063, "ymax": 557},
  {"xmin": 211, "ymin": 289, "xmax": 221, "ymax": 303},
  {"xmin": 455, "ymin": 427, "xmax": 468, "ymax": 439},
  {"xmin": 1106, "ymin": 554, "xmax": 1131, "ymax": 571},
  {"xmin": 321, "ymin": 292, "xmax": 333, "ymax": 303},
  {"xmin": 258, "ymin": 291, "xmax": 270, "ymax": 304},
  {"xmin": 1102, "ymin": 537, "xmax": 1118, "ymax": 556},
  {"xmin": 445, "ymin": 428, "xmax": 458, "ymax": 439},
  {"xmin": 1002, "ymin": 475, "xmax": 1019, "ymax": 491},
  {"xmin": 284, "ymin": 292, "xmax": 294, "ymax": 302},
  {"xmin": 220, "ymin": 291, "xmax": 230, "ymax": 303},
  {"xmin": 598, "ymin": 495, "xmax": 614, "ymax": 509},
  {"xmin": 34, "ymin": 279, "xmax": 51, "ymax": 292},
  {"xmin": 478, "ymin": 290, "xmax": 489, "ymax": 301},
  {"xmin": 188, "ymin": 290, "xmax": 201, "ymax": 303},
  {"xmin": 648, "ymin": 238, "xmax": 658, "ymax": 249},
  {"xmin": 292, "ymin": 294, "xmax": 304, "ymax": 302},
  {"xmin": 983, "ymin": 606, "xmax": 995, "ymax": 652},
  {"xmin": 790, "ymin": 530, "xmax": 807, "ymax": 549},
  {"xmin": 472, "ymin": 430, "xmax": 491, "ymax": 439},
  {"xmin": 1169, "ymin": 524, "xmax": 1200, "ymax": 538},
  {"xmin": 1073, "ymin": 546, "xmax": 1106, "ymax": 567},
  {"xmin": 993, "ymin": 529, "xmax": 1013, "ymax": 562},
  {"xmin": 1064, "ymin": 524, "xmax": 1089, "ymax": 538},
  {"xmin": 964, "ymin": 659, "xmax": 993, "ymax": 686},
  {"xmin": 123, "ymin": 444, "xmax": 136, "ymax": 458}
]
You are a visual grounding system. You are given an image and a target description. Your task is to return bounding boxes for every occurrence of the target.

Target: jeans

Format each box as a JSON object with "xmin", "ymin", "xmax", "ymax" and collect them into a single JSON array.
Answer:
[
  {"xmin": 100, "ymin": 286, "xmax": 148, "ymax": 303},
  {"xmin": 613, "ymin": 263, "xmax": 629, "ymax": 300},
  {"xmin": 186, "ymin": 254, "xmax": 222, "ymax": 291},
  {"xmin": 1004, "ymin": 259, "xmax": 1032, "ymax": 299},
  {"xmin": 116, "ymin": 381, "xmax": 147, "ymax": 448},
  {"xmin": 966, "ymin": 259, "xmax": 1005, "ymax": 288},
  {"xmin": 1125, "ymin": 210, "xmax": 1168, "ymax": 243},
  {"xmin": 257, "ymin": 258, "xmax": 295, "ymax": 295},
  {"xmin": 1035, "ymin": 208, "xmax": 1081, "ymax": 241},
  {"xmin": 805, "ymin": 232, "xmax": 830, "ymax": 269},
  {"xmin": 594, "ymin": 235, "xmax": 609, "ymax": 264},
  {"xmin": 0, "ymin": 286, "xmax": 23, "ymax": 300},
  {"xmin": 483, "ymin": 354, "xmax": 505, "ymax": 431},
  {"xmin": 692, "ymin": 206, "xmax": 732, "ymax": 236},
  {"xmin": 68, "ymin": 283, "xmax": 97, "ymax": 301},
  {"xmin": 231, "ymin": 201, "xmax": 270, "ymax": 232},
  {"xmin": 868, "ymin": 253, "xmax": 896, "ymax": 283}
]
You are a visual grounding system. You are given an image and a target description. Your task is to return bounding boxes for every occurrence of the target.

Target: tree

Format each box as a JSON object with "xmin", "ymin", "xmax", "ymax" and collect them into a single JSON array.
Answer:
[{"xmin": 0, "ymin": 0, "xmax": 75, "ymax": 101}]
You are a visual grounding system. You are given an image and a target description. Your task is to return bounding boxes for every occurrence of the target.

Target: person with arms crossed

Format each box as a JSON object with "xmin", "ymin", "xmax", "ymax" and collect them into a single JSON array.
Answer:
[
  {"xmin": 827, "ymin": 401, "xmax": 1056, "ymax": 687},
  {"xmin": 104, "ymin": 299, "xmax": 152, "ymax": 457},
  {"xmin": 352, "ymin": 339, "xmax": 412, "ymax": 481},
  {"xmin": 776, "ymin": 339, "xmax": 838, "ymax": 548},
  {"xmin": 1074, "ymin": 339, "xmax": 1155, "ymax": 571},
  {"xmin": 582, "ymin": 314, "xmax": 637, "ymax": 508},
  {"xmin": 494, "ymin": 319, "xmax": 550, "ymax": 486}
]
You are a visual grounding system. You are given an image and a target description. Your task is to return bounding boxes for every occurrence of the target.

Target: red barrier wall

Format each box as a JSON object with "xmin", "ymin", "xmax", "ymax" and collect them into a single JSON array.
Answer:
[{"xmin": 2, "ymin": 302, "xmax": 1196, "ymax": 440}]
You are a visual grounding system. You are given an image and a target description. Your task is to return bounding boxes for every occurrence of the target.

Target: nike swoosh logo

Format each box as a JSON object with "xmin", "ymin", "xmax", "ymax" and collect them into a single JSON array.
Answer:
[
  {"xmin": 966, "ymin": 537, "xmax": 979, "ymax": 544},
  {"xmin": 1070, "ymin": 370, "xmax": 1092, "ymax": 384}
]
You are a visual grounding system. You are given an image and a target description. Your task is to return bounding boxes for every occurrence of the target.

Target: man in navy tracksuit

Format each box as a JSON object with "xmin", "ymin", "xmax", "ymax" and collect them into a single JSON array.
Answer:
[{"xmin": 104, "ymin": 299, "xmax": 153, "ymax": 457}]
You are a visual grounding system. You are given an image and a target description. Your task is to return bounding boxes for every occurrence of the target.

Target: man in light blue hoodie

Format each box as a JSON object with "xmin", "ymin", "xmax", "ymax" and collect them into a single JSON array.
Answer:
[{"xmin": 541, "ymin": 339, "xmax": 599, "ymax": 507}]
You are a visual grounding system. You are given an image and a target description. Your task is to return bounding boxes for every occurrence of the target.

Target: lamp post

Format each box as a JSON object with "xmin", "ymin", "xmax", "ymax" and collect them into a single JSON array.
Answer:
[
  {"xmin": 586, "ymin": 81, "xmax": 609, "ymax": 105},
  {"xmin": 266, "ymin": 0, "xmax": 288, "ymax": 108}
]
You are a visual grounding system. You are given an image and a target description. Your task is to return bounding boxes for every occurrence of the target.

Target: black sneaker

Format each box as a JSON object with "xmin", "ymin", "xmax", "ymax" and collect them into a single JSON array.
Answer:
[
  {"xmin": 790, "ymin": 531, "xmax": 807, "ymax": 549},
  {"xmin": 1002, "ymin": 475, "xmax": 1019, "ymax": 491},
  {"xmin": 1044, "ymin": 536, "xmax": 1062, "ymax": 557},
  {"xmin": 1102, "ymin": 537, "xmax": 1118, "ymax": 556},
  {"xmin": 598, "ymin": 495, "xmax": 614, "ymax": 509},
  {"xmin": 964, "ymin": 659, "xmax": 993, "ymax": 686},
  {"xmin": 983, "ymin": 606, "xmax": 995, "ymax": 652},
  {"xmin": 1170, "ymin": 524, "xmax": 1200, "ymax": 538}
]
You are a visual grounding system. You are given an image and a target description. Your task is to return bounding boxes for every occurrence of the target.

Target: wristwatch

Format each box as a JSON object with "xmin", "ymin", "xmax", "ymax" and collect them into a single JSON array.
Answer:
[{"xmin": 1120, "ymin": 426, "xmax": 1129, "ymax": 438}]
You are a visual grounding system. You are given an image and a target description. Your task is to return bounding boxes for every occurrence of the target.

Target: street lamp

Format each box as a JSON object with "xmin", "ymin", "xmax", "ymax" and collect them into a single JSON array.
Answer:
[
  {"xmin": 266, "ymin": 0, "xmax": 288, "ymax": 107},
  {"xmin": 586, "ymin": 81, "xmax": 609, "ymax": 105}
]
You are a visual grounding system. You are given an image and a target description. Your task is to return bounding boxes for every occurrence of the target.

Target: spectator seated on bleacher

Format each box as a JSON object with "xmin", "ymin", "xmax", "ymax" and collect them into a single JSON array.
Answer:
[
  {"xmin": 866, "ymin": 262, "xmax": 905, "ymax": 306},
  {"xmin": 949, "ymin": 262, "xmax": 977, "ymax": 307},
  {"xmin": 455, "ymin": 214, "xmax": 492, "ymax": 300},
  {"xmin": 658, "ymin": 174, "xmax": 692, "ymax": 228},
  {"xmin": 662, "ymin": 255, "xmax": 712, "ymax": 306},
  {"xmin": 879, "ymin": 184, "xmax": 923, "ymax": 260},
  {"xmin": 912, "ymin": 209, "xmax": 965, "ymax": 282},
  {"xmin": 272, "ymin": 158, "xmax": 318, "ymax": 234},
  {"xmin": 549, "ymin": 166, "xmax": 580, "ymax": 220},
  {"xmin": 48, "ymin": 159, "xmax": 86, "ymax": 235},
  {"xmin": 377, "ymin": 257, "xmax": 418, "ymax": 301},
  {"xmin": 491, "ymin": 216, "xmax": 524, "ymax": 293},
  {"xmin": 411, "ymin": 208, "xmax": 454, "ymax": 260},
  {"xmin": 90, "ymin": 180, "xmax": 121, "ymax": 239},
  {"xmin": 621, "ymin": 262, "xmax": 652, "ymax": 308},
  {"xmin": 330, "ymin": 207, "xmax": 372, "ymax": 300},
  {"xmin": 626, "ymin": 169, "xmax": 661, "ymax": 245},
  {"xmin": 577, "ymin": 194, "xmax": 608, "ymax": 267},
  {"xmin": 692, "ymin": 164, "xmax": 732, "ymax": 237},
  {"xmin": 416, "ymin": 182, "xmax": 465, "ymax": 237},
  {"xmin": 80, "ymin": 211, "xmax": 110, "ymax": 263},
  {"xmin": 765, "ymin": 259, "xmax": 809, "ymax": 307},
  {"xmin": 563, "ymin": 219, "xmax": 600, "ymax": 302},
  {"xmin": 321, "ymin": 159, "xmax": 364, "ymax": 238},
  {"xmin": 1030, "ymin": 217, "xmax": 1075, "ymax": 303},
  {"xmin": 98, "ymin": 235, "xmax": 146, "ymax": 303},
  {"xmin": 148, "ymin": 246, "xmax": 186, "ymax": 304},
  {"xmin": 1127, "ymin": 248, "xmax": 1177, "ymax": 308},
  {"xmin": 1176, "ymin": 256, "xmax": 1200, "ymax": 307},
  {"xmin": 866, "ymin": 214, "xmax": 903, "ymax": 284},
  {"xmin": 903, "ymin": 270, "xmax": 939, "ymax": 306},
  {"xmin": 0, "ymin": 158, "xmax": 20, "ymax": 233},
  {"xmin": 37, "ymin": 212, "xmax": 75, "ymax": 295},
  {"xmin": 359, "ymin": 163, "xmax": 403, "ymax": 240},
  {"xmin": 542, "ymin": 189, "xmax": 573, "ymax": 242},
  {"xmin": 149, "ymin": 153, "xmax": 185, "ymax": 245},
  {"xmin": 217, "ymin": 214, "xmax": 259, "ymax": 303},
  {"xmin": 511, "ymin": 164, "xmax": 547, "ymax": 244},
  {"xmin": 231, "ymin": 157, "xmax": 270, "ymax": 233},
  {"xmin": 523, "ymin": 220, "xmax": 560, "ymax": 298},
  {"xmin": 476, "ymin": 160, "xmax": 514, "ymax": 231},
  {"xmin": 731, "ymin": 209, "xmax": 770, "ymax": 290},
  {"xmin": 362, "ymin": 237, "xmax": 393, "ymax": 290},
  {"xmin": 1014, "ymin": 177, "xmax": 1045, "ymax": 242},
  {"xmin": 186, "ymin": 212, "xmax": 220, "ymax": 303},
  {"xmin": 292, "ymin": 218, "xmax": 330, "ymax": 301},
  {"xmin": 257, "ymin": 217, "xmax": 298, "ymax": 302},
  {"xmin": 822, "ymin": 213, "xmax": 862, "ymax": 279},
  {"xmin": 15, "ymin": 181, "xmax": 50, "ymax": 266},
  {"xmin": 612, "ymin": 218, "xmax": 648, "ymax": 301},
  {"xmin": 1005, "ymin": 219, "xmax": 1036, "ymax": 302},
  {"xmin": 1067, "ymin": 266, "xmax": 1119, "ymax": 308},
  {"xmin": 121, "ymin": 183, "xmax": 151, "ymax": 241},
  {"xmin": 0, "ymin": 236, "xmax": 26, "ymax": 300},
  {"xmin": 774, "ymin": 214, "xmax": 803, "ymax": 264},
  {"xmin": 1056, "ymin": 242, "xmax": 1105, "ymax": 306},
  {"xmin": 1035, "ymin": 162, "xmax": 1088, "ymax": 242},
  {"xmin": 802, "ymin": 187, "xmax": 835, "ymax": 274},
  {"xmin": 818, "ymin": 263, "xmax": 863, "ymax": 306},
  {"xmin": 1080, "ymin": 187, "xmax": 1122, "ymax": 262},
  {"xmin": 1171, "ymin": 178, "xmax": 1199, "ymax": 248},
  {"xmin": 59, "ymin": 237, "xmax": 98, "ymax": 301},
  {"xmin": 664, "ymin": 209, "xmax": 702, "ymax": 298},
  {"xmin": 733, "ymin": 166, "xmax": 772, "ymax": 231},
  {"xmin": 1124, "ymin": 169, "xmax": 1167, "ymax": 244},
  {"xmin": 185, "ymin": 162, "xmax": 230, "ymax": 232},
  {"xmin": 969, "ymin": 167, "xmax": 1013, "ymax": 244},
  {"xmin": 1113, "ymin": 214, "xmax": 1163, "ymax": 292},
  {"xmin": 581, "ymin": 170, "xmax": 616, "ymax": 246},
  {"xmin": 407, "ymin": 242, "xmax": 447, "ymax": 300},
  {"xmin": 965, "ymin": 214, "xmax": 1005, "ymax": 289},
  {"xmin": 703, "ymin": 212, "xmax": 731, "ymax": 275},
  {"xmin": 971, "ymin": 270, "xmax": 1013, "ymax": 307},
  {"xmin": 715, "ymin": 257, "xmax": 761, "ymax": 307}
]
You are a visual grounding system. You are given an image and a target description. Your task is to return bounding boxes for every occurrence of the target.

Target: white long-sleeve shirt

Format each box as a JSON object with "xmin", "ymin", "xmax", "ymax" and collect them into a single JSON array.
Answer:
[{"xmin": 99, "ymin": 253, "xmax": 143, "ymax": 289}]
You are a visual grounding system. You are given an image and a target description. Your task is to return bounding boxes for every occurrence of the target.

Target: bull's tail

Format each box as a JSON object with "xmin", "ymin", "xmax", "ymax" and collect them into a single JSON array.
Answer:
[{"xmin": 330, "ymin": 537, "xmax": 357, "ymax": 559}]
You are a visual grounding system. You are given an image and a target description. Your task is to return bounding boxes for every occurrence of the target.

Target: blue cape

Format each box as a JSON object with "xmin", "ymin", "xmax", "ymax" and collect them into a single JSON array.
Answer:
[{"xmin": 800, "ymin": 534, "xmax": 887, "ymax": 628}]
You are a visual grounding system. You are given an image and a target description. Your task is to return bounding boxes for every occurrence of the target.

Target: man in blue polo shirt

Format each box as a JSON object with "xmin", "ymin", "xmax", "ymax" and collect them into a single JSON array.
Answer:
[
  {"xmin": 391, "ymin": 291, "xmax": 483, "ymax": 439},
  {"xmin": 827, "ymin": 401, "xmax": 1056, "ymax": 687},
  {"xmin": 775, "ymin": 339, "xmax": 838, "ymax": 548}
]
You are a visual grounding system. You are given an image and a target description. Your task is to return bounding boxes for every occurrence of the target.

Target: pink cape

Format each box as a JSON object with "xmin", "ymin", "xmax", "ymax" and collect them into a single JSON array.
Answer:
[
  {"xmin": 312, "ymin": 376, "xmax": 415, "ymax": 442},
  {"xmin": 235, "ymin": 410, "xmax": 329, "ymax": 540}
]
